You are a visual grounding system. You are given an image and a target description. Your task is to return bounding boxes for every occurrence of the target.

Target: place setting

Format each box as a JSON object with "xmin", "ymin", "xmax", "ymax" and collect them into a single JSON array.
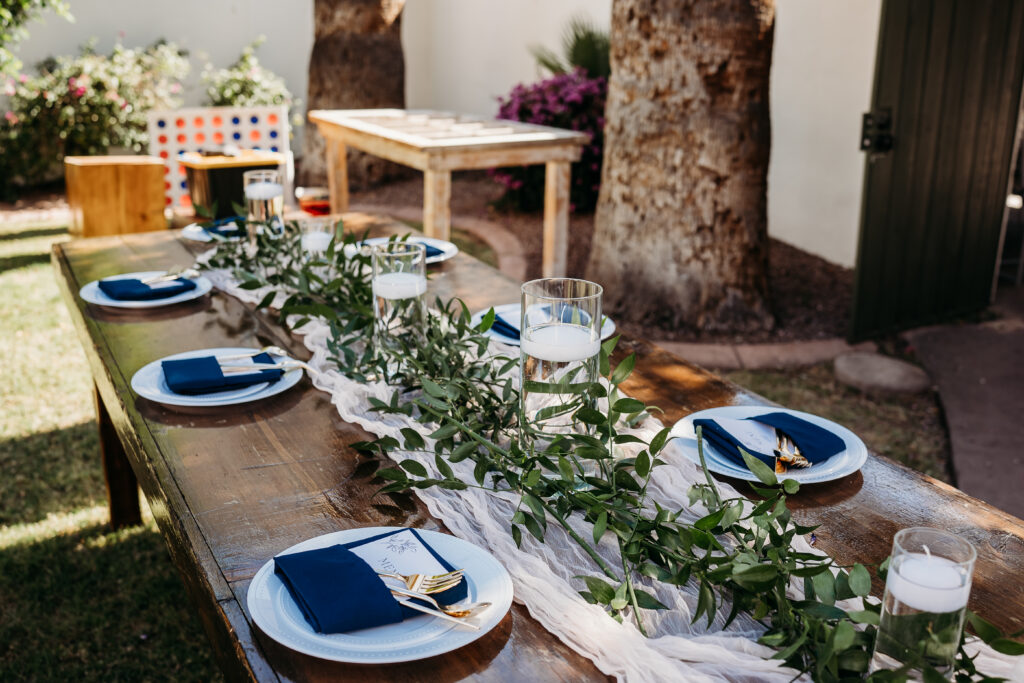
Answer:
[
  {"xmin": 181, "ymin": 215, "xmax": 247, "ymax": 242},
  {"xmin": 79, "ymin": 267, "xmax": 213, "ymax": 309},
  {"xmin": 469, "ymin": 301, "xmax": 616, "ymax": 346},
  {"xmin": 668, "ymin": 405, "xmax": 868, "ymax": 483},
  {"xmin": 131, "ymin": 345, "xmax": 307, "ymax": 408},
  {"xmin": 247, "ymin": 526, "xmax": 513, "ymax": 663},
  {"xmin": 347, "ymin": 235, "xmax": 459, "ymax": 265}
]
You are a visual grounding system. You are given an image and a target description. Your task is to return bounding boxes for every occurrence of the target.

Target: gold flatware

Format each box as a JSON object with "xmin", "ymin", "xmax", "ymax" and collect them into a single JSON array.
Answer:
[
  {"xmin": 378, "ymin": 569, "xmax": 464, "ymax": 593},
  {"xmin": 390, "ymin": 586, "xmax": 491, "ymax": 619},
  {"xmin": 141, "ymin": 267, "xmax": 200, "ymax": 284},
  {"xmin": 219, "ymin": 360, "xmax": 316, "ymax": 375},
  {"xmin": 391, "ymin": 596, "xmax": 481, "ymax": 629},
  {"xmin": 217, "ymin": 345, "xmax": 290, "ymax": 362}
]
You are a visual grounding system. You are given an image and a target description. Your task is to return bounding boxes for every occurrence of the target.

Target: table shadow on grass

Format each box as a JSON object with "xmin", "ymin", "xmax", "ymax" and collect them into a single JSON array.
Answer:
[
  {"xmin": 0, "ymin": 422, "xmax": 102, "ymax": 527},
  {"xmin": 0, "ymin": 519, "xmax": 221, "ymax": 682}
]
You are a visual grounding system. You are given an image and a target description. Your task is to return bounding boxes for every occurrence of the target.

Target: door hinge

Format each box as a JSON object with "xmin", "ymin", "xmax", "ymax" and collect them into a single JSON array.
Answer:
[{"xmin": 860, "ymin": 108, "xmax": 894, "ymax": 154}]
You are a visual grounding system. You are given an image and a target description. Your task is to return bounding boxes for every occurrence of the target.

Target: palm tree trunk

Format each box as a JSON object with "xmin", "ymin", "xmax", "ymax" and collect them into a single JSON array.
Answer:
[
  {"xmin": 586, "ymin": 0, "xmax": 775, "ymax": 332},
  {"xmin": 300, "ymin": 0, "xmax": 406, "ymax": 189}
]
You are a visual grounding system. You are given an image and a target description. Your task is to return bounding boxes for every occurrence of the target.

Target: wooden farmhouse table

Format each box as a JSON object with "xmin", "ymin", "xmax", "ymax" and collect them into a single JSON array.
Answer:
[
  {"xmin": 53, "ymin": 219, "xmax": 1024, "ymax": 681},
  {"xmin": 308, "ymin": 109, "xmax": 588, "ymax": 278}
]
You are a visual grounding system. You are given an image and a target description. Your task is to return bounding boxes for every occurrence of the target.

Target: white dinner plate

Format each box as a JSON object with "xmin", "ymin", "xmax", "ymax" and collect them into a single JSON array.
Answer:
[
  {"xmin": 668, "ymin": 406, "xmax": 868, "ymax": 484},
  {"xmin": 247, "ymin": 527, "xmax": 513, "ymax": 664},
  {"xmin": 469, "ymin": 303, "xmax": 617, "ymax": 346},
  {"xmin": 79, "ymin": 271, "xmax": 213, "ymax": 309},
  {"xmin": 130, "ymin": 347, "xmax": 303, "ymax": 407},
  {"xmin": 353, "ymin": 236, "xmax": 459, "ymax": 264},
  {"xmin": 181, "ymin": 222, "xmax": 244, "ymax": 242}
]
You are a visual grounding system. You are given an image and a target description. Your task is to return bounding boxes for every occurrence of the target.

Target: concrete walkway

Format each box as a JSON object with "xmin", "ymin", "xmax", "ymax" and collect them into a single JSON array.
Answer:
[{"xmin": 905, "ymin": 288, "xmax": 1024, "ymax": 518}]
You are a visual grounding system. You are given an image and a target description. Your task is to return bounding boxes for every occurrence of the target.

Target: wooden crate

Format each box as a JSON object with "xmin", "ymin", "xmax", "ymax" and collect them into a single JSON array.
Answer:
[{"xmin": 64, "ymin": 156, "xmax": 167, "ymax": 238}]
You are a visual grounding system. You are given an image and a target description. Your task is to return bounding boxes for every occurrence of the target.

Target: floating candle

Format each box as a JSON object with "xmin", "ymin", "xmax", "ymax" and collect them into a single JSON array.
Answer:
[
  {"xmin": 886, "ymin": 552, "xmax": 971, "ymax": 613},
  {"xmin": 520, "ymin": 324, "xmax": 599, "ymax": 363},
  {"xmin": 372, "ymin": 272, "xmax": 426, "ymax": 300}
]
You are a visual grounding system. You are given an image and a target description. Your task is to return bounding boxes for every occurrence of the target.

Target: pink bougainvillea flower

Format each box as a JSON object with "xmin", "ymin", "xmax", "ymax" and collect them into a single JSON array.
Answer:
[
  {"xmin": 17, "ymin": 74, "xmax": 27, "ymax": 83},
  {"xmin": 5, "ymin": 111, "xmax": 18, "ymax": 124}
]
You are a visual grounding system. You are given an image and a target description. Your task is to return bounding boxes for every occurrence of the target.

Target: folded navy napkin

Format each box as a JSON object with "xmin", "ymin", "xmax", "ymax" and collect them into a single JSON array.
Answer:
[
  {"xmin": 203, "ymin": 216, "xmax": 245, "ymax": 238},
  {"xmin": 692, "ymin": 412, "xmax": 845, "ymax": 470},
  {"xmin": 423, "ymin": 243, "xmax": 444, "ymax": 258},
  {"xmin": 161, "ymin": 352, "xmax": 282, "ymax": 395},
  {"xmin": 489, "ymin": 305, "xmax": 593, "ymax": 341},
  {"xmin": 97, "ymin": 277, "xmax": 197, "ymax": 301},
  {"xmin": 274, "ymin": 528, "xmax": 468, "ymax": 634},
  {"xmin": 490, "ymin": 314, "xmax": 521, "ymax": 340}
]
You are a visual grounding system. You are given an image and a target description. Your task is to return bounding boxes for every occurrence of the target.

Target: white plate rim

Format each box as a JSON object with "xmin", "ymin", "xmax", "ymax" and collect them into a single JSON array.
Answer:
[
  {"xmin": 79, "ymin": 271, "xmax": 213, "ymax": 309},
  {"xmin": 246, "ymin": 526, "xmax": 514, "ymax": 664},
  {"xmin": 668, "ymin": 406, "xmax": 868, "ymax": 483},
  {"xmin": 359, "ymin": 236, "xmax": 459, "ymax": 264},
  {"xmin": 130, "ymin": 347, "xmax": 302, "ymax": 407},
  {"xmin": 181, "ymin": 223, "xmax": 244, "ymax": 242},
  {"xmin": 469, "ymin": 303, "xmax": 617, "ymax": 347}
]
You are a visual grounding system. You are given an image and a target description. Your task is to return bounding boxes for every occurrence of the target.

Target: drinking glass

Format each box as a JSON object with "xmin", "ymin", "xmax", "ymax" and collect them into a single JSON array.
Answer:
[
  {"xmin": 519, "ymin": 278, "xmax": 603, "ymax": 470},
  {"xmin": 372, "ymin": 243, "xmax": 427, "ymax": 356},
  {"xmin": 243, "ymin": 169, "xmax": 284, "ymax": 241},
  {"xmin": 299, "ymin": 216, "xmax": 336, "ymax": 254},
  {"xmin": 870, "ymin": 527, "xmax": 977, "ymax": 678}
]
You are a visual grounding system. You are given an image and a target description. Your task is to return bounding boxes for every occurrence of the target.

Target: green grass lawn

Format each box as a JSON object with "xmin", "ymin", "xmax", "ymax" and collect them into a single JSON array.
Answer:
[{"xmin": 0, "ymin": 220, "xmax": 220, "ymax": 681}]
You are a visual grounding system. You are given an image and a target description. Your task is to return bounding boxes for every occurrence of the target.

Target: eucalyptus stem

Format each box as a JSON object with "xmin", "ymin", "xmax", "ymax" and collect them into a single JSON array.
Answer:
[
  {"xmin": 694, "ymin": 426, "xmax": 722, "ymax": 509},
  {"xmin": 618, "ymin": 538, "xmax": 648, "ymax": 637}
]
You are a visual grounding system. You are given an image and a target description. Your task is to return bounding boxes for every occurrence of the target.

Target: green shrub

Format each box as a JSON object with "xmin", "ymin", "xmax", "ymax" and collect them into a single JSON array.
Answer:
[
  {"xmin": 202, "ymin": 37, "xmax": 296, "ymax": 113},
  {"xmin": 0, "ymin": 0, "xmax": 72, "ymax": 76},
  {"xmin": 1, "ymin": 40, "xmax": 188, "ymax": 196}
]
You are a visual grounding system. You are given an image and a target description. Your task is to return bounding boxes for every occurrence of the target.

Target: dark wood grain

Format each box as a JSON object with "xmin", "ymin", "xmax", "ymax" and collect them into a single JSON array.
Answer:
[{"xmin": 53, "ymin": 221, "xmax": 1024, "ymax": 682}]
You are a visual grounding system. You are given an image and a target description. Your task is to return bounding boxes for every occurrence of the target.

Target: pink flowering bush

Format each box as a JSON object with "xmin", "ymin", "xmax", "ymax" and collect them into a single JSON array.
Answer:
[
  {"xmin": 0, "ymin": 40, "xmax": 187, "ymax": 197},
  {"xmin": 491, "ymin": 68, "xmax": 606, "ymax": 213}
]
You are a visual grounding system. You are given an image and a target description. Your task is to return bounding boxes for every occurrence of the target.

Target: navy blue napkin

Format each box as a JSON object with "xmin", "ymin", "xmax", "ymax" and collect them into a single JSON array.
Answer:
[
  {"xmin": 202, "ymin": 216, "xmax": 245, "ymax": 238},
  {"xmin": 422, "ymin": 243, "xmax": 444, "ymax": 258},
  {"xmin": 97, "ymin": 277, "xmax": 197, "ymax": 301},
  {"xmin": 490, "ymin": 314, "xmax": 521, "ymax": 340},
  {"xmin": 692, "ymin": 412, "xmax": 845, "ymax": 470},
  {"xmin": 160, "ymin": 352, "xmax": 282, "ymax": 395},
  {"xmin": 273, "ymin": 529, "xmax": 468, "ymax": 634}
]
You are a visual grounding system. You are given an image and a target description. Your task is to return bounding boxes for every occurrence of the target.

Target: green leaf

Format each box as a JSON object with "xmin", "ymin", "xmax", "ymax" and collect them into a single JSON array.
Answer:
[
  {"xmin": 522, "ymin": 493, "xmax": 546, "ymax": 525},
  {"xmin": 612, "ymin": 397, "xmax": 645, "ymax": 414},
  {"xmin": 991, "ymin": 638, "xmax": 1024, "ymax": 656},
  {"xmin": 523, "ymin": 513, "xmax": 545, "ymax": 542},
  {"xmin": 782, "ymin": 478, "xmax": 800, "ymax": 494},
  {"xmin": 831, "ymin": 619, "xmax": 856, "ymax": 652},
  {"xmin": 428, "ymin": 423, "xmax": 460, "ymax": 440},
  {"xmin": 374, "ymin": 467, "xmax": 406, "ymax": 482},
  {"xmin": 649, "ymin": 428, "xmax": 670, "ymax": 455},
  {"xmin": 477, "ymin": 307, "xmax": 496, "ymax": 333},
  {"xmin": 635, "ymin": 450, "xmax": 651, "ymax": 478},
  {"xmin": 434, "ymin": 454, "xmax": 454, "ymax": 479},
  {"xmin": 790, "ymin": 600, "xmax": 846, "ymax": 620},
  {"xmin": 558, "ymin": 456, "xmax": 575, "ymax": 482},
  {"xmin": 592, "ymin": 510, "xmax": 607, "ymax": 544},
  {"xmin": 510, "ymin": 524, "xmax": 522, "ymax": 548},
  {"xmin": 577, "ymin": 575, "xmax": 615, "ymax": 604},
  {"xmin": 400, "ymin": 428, "xmax": 425, "ymax": 450},
  {"xmin": 967, "ymin": 611, "xmax": 1001, "ymax": 644},
  {"xmin": 632, "ymin": 589, "xmax": 669, "ymax": 610},
  {"xmin": 694, "ymin": 507, "xmax": 726, "ymax": 531},
  {"xmin": 740, "ymin": 450, "xmax": 778, "ymax": 486},
  {"xmin": 847, "ymin": 609, "xmax": 880, "ymax": 625},
  {"xmin": 731, "ymin": 564, "xmax": 778, "ymax": 589},
  {"xmin": 811, "ymin": 570, "xmax": 836, "ymax": 605},
  {"xmin": 420, "ymin": 377, "xmax": 447, "ymax": 399},
  {"xmin": 610, "ymin": 352, "xmax": 636, "ymax": 385},
  {"xmin": 848, "ymin": 563, "xmax": 871, "ymax": 597}
]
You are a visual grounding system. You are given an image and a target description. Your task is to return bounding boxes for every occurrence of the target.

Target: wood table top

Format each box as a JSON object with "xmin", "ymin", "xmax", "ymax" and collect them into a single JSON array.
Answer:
[
  {"xmin": 52, "ymin": 217, "xmax": 1024, "ymax": 681},
  {"xmin": 308, "ymin": 109, "xmax": 589, "ymax": 152}
]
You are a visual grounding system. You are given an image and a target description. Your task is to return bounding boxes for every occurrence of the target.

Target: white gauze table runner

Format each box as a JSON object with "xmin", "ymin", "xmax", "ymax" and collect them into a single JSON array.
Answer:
[{"xmin": 201, "ymin": 265, "xmax": 1022, "ymax": 683}]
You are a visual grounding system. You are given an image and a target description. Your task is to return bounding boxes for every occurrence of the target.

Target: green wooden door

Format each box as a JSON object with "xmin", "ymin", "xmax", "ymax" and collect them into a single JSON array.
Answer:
[{"xmin": 851, "ymin": 0, "xmax": 1024, "ymax": 340}]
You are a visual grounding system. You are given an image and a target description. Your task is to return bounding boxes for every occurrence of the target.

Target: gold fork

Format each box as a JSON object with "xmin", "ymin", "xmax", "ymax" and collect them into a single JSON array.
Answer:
[
  {"xmin": 389, "ymin": 586, "xmax": 490, "ymax": 618},
  {"xmin": 378, "ymin": 569, "xmax": 464, "ymax": 593}
]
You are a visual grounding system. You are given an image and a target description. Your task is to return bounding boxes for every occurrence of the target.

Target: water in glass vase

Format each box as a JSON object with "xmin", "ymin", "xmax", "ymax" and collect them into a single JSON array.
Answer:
[
  {"xmin": 870, "ymin": 552, "xmax": 971, "ymax": 677},
  {"xmin": 372, "ymin": 272, "xmax": 426, "ymax": 347},
  {"xmin": 520, "ymin": 323, "xmax": 600, "ymax": 452},
  {"xmin": 245, "ymin": 181, "xmax": 284, "ymax": 225}
]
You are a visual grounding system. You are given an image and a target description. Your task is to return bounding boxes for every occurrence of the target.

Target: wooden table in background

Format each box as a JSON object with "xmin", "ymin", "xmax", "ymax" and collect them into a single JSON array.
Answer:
[
  {"xmin": 53, "ymin": 222, "xmax": 1024, "ymax": 681},
  {"xmin": 308, "ymin": 109, "xmax": 587, "ymax": 277}
]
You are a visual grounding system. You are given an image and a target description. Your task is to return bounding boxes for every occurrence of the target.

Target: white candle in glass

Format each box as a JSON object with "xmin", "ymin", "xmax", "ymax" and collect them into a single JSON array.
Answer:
[
  {"xmin": 886, "ymin": 552, "xmax": 971, "ymax": 613},
  {"xmin": 372, "ymin": 272, "xmax": 426, "ymax": 300},
  {"xmin": 521, "ymin": 324, "xmax": 600, "ymax": 363}
]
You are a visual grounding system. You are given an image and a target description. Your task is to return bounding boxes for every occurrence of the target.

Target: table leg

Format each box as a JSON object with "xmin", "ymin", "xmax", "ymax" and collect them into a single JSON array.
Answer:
[
  {"xmin": 423, "ymin": 169, "xmax": 451, "ymax": 240},
  {"xmin": 326, "ymin": 138, "xmax": 349, "ymax": 215},
  {"xmin": 94, "ymin": 384, "xmax": 141, "ymax": 529},
  {"xmin": 543, "ymin": 161, "xmax": 571, "ymax": 278}
]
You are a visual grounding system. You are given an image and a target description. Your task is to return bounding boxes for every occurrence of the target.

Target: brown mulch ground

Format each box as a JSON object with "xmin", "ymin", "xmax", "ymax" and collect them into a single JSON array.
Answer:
[
  {"xmin": 351, "ymin": 171, "xmax": 854, "ymax": 343},
  {"xmin": 3, "ymin": 175, "xmax": 854, "ymax": 343}
]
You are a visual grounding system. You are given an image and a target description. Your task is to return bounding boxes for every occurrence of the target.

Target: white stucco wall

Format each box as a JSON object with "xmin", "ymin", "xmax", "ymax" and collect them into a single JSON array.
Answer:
[
  {"xmin": 402, "ymin": 0, "xmax": 612, "ymax": 118},
  {"xmin": 768, "ymin": 0, "xmax": 882, "ymax": 267},
  {"xmin": 10, "ymin": 0, "xmax": 314, "ymax": 146},
  {"xmin": 9, "ymin": 0, "xmax": 880, "ymax": 267}
]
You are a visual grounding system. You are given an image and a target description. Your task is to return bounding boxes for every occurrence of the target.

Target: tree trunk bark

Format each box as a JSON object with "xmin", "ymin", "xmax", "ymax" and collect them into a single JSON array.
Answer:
[
  {"xmin": 585, "ymin": 0, "xmax": 775, "ymax": 332},
  {"xmin": 300, "ymin": 0, "xmax": 407, "ymax": 189}
]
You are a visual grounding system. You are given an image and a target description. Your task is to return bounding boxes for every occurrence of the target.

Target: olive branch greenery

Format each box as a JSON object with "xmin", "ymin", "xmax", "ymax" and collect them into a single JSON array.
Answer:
[{"xmin": 197, "ymin": 218, "xmax": 1024, "ymax": 682}]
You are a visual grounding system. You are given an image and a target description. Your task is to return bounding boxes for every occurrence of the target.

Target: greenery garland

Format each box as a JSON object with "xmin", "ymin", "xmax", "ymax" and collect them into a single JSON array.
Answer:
[{"xmin": 199, "ymin": 219, "xmax": 1024, "ymax": 682}]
